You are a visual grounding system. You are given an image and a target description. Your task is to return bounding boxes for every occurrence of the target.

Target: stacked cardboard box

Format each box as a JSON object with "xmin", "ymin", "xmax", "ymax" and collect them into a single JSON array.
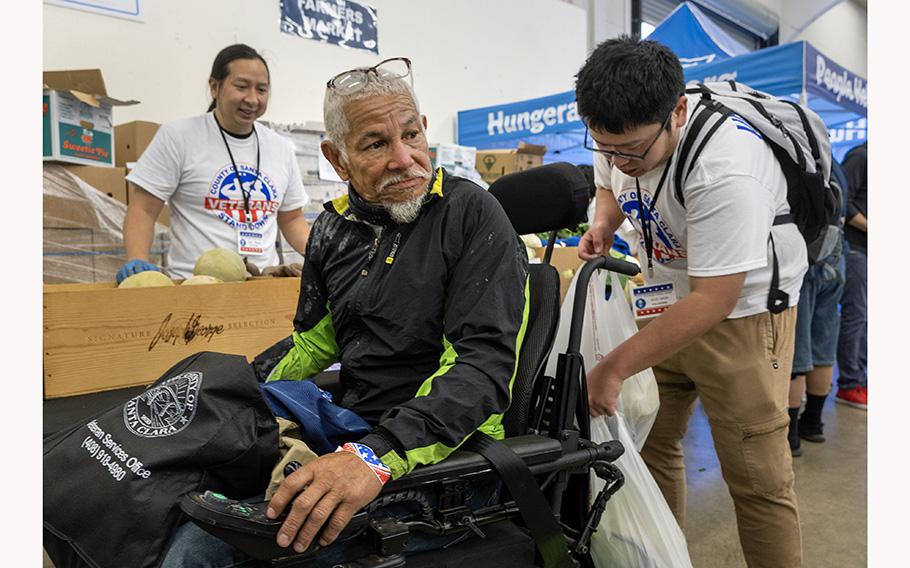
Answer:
[
  {"xmin": 43, "ymin": 164, "xmax": 169, "ymax": 284},
  {"xmin": 475, "ymin": 142, "xmax": 547, "ymax": 184},
  {"xmin": 43, "ymin": 69, "xmax": 138, "ymax": 167}
]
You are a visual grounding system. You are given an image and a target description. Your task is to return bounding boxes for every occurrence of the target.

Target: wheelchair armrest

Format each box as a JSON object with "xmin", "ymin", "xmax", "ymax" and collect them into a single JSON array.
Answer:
[{"xmin": 381, "ymin": 435, "xmax": 562, "ymax": 493}]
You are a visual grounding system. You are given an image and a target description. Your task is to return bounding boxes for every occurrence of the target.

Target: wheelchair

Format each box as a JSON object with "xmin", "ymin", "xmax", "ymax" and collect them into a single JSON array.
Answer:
[{"xmin": 180, "ymin": 163, "xmax": 642, "ymax": 568}]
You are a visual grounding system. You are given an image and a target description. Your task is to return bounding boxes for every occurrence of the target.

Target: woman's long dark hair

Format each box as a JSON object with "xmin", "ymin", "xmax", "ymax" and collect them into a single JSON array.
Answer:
[{"xmin": 207, "ymin": 44, "xmax": 270, "ymax": 112}]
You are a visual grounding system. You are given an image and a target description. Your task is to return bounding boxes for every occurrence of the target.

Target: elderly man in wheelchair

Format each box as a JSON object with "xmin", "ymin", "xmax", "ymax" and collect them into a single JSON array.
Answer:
[{"xmin": 44, "ymin": 58, "xmax": 639, "ymax": 568}]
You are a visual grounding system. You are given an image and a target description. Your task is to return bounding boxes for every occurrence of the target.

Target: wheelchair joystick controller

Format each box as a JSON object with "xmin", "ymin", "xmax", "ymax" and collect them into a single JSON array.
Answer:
[{"xmin": 178, "ymin": 461, "xmax": 369, "ymax": 562}]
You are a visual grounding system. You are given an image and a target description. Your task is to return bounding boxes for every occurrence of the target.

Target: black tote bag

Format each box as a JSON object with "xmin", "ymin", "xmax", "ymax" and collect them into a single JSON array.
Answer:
[{"xmin": 44, "ymin": 351, "xmax": 280, "ymax": 568}]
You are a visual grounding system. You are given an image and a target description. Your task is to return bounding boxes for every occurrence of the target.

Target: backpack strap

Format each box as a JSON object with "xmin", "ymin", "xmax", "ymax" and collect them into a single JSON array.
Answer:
[
  {"xmin": 673, "ymin": 96, "xmax": 734, "ymax": 207},
  {"xmin": 766, "ymin": 233, "xmax": 790, "ymax": 314},
  {"xmin": 782, "ymin": 100, "xmax": 821, "ymax": 163}
]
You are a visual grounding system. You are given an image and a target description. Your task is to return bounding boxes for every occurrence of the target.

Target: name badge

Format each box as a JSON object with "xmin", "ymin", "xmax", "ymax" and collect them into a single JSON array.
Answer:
[
  {"xmin": 237, "ymin": 227, "xmax": 266, "ymax": 256},
  {"xmin": 630, "ymin": 281, "xmax": 678, "ymax": 320}
]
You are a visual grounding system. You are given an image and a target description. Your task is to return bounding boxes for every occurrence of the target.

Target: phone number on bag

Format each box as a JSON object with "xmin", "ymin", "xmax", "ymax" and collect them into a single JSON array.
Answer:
[{"xmin": 81, "ymin": 436, "xmax": 128, "ymax": 482}]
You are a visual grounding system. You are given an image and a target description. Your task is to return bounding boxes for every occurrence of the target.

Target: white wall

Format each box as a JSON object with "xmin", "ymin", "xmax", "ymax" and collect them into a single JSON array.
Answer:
[
  {"xmin": 751, "ymin": 0, "xmax": 866, "ymax": 77},
  {"xmin": 792, "ymin": 1, "xmax": 866, "ymax": 78},
  {"xmin": 589, "ymin": 0, "xmax": 631, "ymax": 52},
  {"xmin": 43, "ymin": 0, "xmax": 588, "ymax": 144}
]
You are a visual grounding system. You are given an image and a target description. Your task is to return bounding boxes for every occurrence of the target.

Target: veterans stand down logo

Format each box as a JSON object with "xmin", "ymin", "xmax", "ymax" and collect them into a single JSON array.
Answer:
[
  {"xmin": 206, "ymin": 165, "xmax": 280, "ymax": 230},
  {"xmin": 123, "ymin": 372, "xmax": 202, "ymax": 438}
]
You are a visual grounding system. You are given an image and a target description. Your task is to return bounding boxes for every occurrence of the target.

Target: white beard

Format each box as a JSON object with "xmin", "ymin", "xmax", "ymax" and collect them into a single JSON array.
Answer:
[{"xmin": 383, "ymin": 194, "xmax": 425, "ymax": 224}]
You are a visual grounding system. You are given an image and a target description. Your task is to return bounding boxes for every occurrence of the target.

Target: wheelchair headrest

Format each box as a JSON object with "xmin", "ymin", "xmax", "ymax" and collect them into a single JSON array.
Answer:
[{"xmin": 488, "ymin": 162, "xmax": 590, "ymax": 235}]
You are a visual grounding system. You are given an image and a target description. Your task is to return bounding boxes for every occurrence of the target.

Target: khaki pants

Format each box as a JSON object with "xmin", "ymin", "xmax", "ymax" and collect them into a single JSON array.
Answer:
[{"xmin": 640, "ymin": 307, "xmax": 801, "ymax": 568}]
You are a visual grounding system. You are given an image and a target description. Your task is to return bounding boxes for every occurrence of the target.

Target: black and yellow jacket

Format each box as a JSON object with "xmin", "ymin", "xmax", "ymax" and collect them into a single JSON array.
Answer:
[{"xmin": 266, "ymin": 168, "xmax": 530, "ymax": 479}]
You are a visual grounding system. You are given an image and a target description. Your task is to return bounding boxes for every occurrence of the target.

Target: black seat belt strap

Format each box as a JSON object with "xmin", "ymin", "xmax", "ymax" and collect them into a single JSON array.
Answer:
[{"xmin": 464, "ymin": 432, "xmax": 575, "ymax": 568}]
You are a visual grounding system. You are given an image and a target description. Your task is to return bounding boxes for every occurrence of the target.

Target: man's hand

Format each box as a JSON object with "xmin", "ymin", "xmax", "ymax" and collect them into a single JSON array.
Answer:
[
  {"xmin": 267, "ymin": 451, "xmax": 383, "ymax": 553},
  {"xmin": 578, "ymin": 222, "xmax": 616, "ymax": 261},
  {"xmin": 586, "ymin": 359, "xmax": 625, "ymax": 417}
]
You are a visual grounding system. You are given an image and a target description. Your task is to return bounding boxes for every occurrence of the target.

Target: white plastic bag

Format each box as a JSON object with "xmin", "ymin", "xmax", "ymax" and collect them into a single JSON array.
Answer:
[
  {"xmin": 545, "ymin": 267, "xmax": 659, "ymax": 449},
  {"xmin": 589, "ymin": 413, "xmax": 693, "ymax": 568}
]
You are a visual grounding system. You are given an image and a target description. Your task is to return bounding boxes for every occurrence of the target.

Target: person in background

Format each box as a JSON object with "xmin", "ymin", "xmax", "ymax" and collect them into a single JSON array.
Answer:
[
  {"xmin": 118, "ymin": 43, "xmax": 310, "ymax": 282},
  {"xmin": 576, "ymin": 37, "xmax": 806, "ymax": 566},
  {"xmin": 787, "ymin": 158, "xmax": 848, "ymax": 456},
  {"xmin": 835, "ymin": 141, "xmax": 868, "ymax": 409}
]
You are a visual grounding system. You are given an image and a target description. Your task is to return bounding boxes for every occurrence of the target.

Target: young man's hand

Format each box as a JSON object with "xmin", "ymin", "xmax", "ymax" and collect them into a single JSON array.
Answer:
[
  {"xmin": 578, "ymin": 221, "xmax": 616, "ymax": 260},
  {"xmin": 267, "ymin": 451, "xmax": 383, "ymax": 553},
  {"xmin": 586, "ymin": 360, "xmax": 625, "ymax": 417}
]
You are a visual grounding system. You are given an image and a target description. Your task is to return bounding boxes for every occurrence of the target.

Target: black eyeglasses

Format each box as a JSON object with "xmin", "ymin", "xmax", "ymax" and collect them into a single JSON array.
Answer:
[
  {"xmin": 326, "ymin": 57, "xmax": 413, "ymax": 94},
  {"xmin": 583, "ymin": 109, "xmax": 674, "ymax": 161}
]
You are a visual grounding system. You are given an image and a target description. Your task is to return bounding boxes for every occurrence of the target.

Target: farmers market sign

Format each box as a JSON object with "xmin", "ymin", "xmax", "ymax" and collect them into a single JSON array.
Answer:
[{"xmin": 280, "ymin": 0, "xmax": 378, "ymax": 54}]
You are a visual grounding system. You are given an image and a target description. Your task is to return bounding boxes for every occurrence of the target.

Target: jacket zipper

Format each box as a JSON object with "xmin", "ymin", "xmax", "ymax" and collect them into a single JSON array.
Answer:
[{"xmin": 361, "ymin": 235, "xmax": 381, "ymax": 277}]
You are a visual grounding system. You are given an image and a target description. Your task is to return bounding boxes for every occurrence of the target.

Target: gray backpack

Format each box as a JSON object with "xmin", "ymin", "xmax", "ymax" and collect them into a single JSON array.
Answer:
[{"xmin": 674, "ymin": 81, "xmax": 842, "ymax": 312}]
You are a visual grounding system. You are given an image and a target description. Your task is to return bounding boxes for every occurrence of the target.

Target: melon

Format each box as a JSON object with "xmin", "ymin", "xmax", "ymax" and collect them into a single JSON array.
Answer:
[
  {"xmin": 181, "ymin": 275, "xmax": 223, "ymax": 286},
  {"xmin": 118, "ymin": 271, "xmax": 175, "ymax": 289},
  {"xmin": 520, "ymin": 234, "xmax": 543, "ymax": 248},
  {"xmin": 193, "ymin": 248, "xmax": 246, "ymax": 282}
]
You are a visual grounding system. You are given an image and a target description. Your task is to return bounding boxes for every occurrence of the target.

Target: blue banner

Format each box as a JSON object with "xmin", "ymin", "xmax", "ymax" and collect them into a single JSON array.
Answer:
[
  {"xmin": 457, "ymin": 90, "xmax": 581, "ymax": 148},
  {"xmin": 805, "ymin": 43, "xmax": 867, "ymax": 118},
  {"xmin": 829, "ymin": 118, "xmax": 867, "ymax": 162},
  {"xmin": 280, "ymin": 0, "xmax": 378, "ymax": 54},
  {"xmin": 683, "ymin": 42, "xmax": 805, "ymax": 97}
]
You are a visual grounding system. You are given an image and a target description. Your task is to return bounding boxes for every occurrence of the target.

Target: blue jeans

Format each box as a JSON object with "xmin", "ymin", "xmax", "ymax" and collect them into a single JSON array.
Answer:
[
  {"xmin": 836, "ymin": 249, "xmax": 867, "ymax": 389},
  {"xmin": 162, "ymin": 482, "xmax": 501, "ymax": 568},
  {"xmin": 792, "ymin": 261, "xmax": 845, "ymax": 374}
]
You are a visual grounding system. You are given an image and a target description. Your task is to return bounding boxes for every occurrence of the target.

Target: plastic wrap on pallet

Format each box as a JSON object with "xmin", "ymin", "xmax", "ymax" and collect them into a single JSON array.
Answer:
[{"xmin": 43, "ymin": 164, "xmax": 170, "ymax": 284}]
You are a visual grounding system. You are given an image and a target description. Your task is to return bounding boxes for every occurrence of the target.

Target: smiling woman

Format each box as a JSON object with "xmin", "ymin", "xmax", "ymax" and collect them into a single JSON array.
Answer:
[
  {"xmin": 207, "ymin": 44, "xmax": 271, "ymax": 135},
  {"xmin": 119, "ymin": 43, "xmax": 311, "ymax": 281}
]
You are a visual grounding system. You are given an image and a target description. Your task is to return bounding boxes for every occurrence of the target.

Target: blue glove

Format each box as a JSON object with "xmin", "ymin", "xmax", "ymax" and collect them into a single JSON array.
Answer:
[{"xmin": 116, "ymin": 259, "xmax": 159, "ymax": 284}]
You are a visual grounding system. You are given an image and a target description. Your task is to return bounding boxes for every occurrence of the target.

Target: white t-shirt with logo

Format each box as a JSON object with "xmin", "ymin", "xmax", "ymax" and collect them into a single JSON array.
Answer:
[
  {"xmin": 593, "ymin": 94, "xmax": 807, "ymax": 318},
  {"xmin": 126, "ymin": 113, "xmax": 308, "ymax": 278}
]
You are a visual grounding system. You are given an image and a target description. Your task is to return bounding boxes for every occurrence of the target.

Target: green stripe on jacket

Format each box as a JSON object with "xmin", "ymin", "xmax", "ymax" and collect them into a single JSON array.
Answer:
[
  {"xmin": 266, "ymin": 310, "xmax": 339, "ymax": 382},
  {"xmin": 380, "ymin": 275, "xmax": 531, "ymax": 479}
]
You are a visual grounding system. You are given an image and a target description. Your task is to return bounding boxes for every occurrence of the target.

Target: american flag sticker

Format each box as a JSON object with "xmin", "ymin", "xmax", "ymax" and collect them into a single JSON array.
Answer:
[{"xmin": 631, "ymin": 282, "xmax": 678, "ymax": 320}]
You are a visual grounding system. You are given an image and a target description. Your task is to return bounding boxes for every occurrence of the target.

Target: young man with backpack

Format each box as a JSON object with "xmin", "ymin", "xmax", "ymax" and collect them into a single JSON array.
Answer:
[{"xmin": 577, "ymin": 36, "xmax": 809, "ymax": 566}]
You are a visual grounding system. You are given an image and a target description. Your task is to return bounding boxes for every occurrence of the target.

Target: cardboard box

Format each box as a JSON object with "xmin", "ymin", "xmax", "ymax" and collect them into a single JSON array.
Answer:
[
  {"xmin": 62, "ymin": 164, "xmax": 127, "ymax": 204},
  {"xmin": 534, "ymin": 246, "xmax": 584, "ymax": 302},
  {"xmin": 43, "ymin": 278, "xmax": 301, "ymax": 397},
  {"xmin": 475, "ymin": 142, "xmax": 547, "ymax": 183},
  {"xmin": 43, "ymin": 69, "xmax": 138, "ymax": 167},
  {"xmin": 114, "ymin": 120, "xmax": 160, "ymax": 166}
]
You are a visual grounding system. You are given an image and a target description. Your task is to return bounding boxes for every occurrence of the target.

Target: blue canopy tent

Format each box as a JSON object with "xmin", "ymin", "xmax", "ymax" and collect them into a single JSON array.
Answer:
[
  {"xmin": 456, "ymin": 2, "xmax": 744, "ymax": 165},
  {"xmin": 684, "ymin": 41, "xmax": 867, "ymax": 160},
  {"xmin": 647, "ymin": 1, "xmax": 748, "ymax": 67},
  {"xmin": 457, "ymin": 2, "xmax": 866, "ymax": 164}
]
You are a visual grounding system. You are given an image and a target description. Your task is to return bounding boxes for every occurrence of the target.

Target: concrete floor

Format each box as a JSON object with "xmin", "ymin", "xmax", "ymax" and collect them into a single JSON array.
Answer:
[
  {"xmin": 684, "ymin": 396, "xmax": 867, "ymax": 568},
  {"xmin": 43, "ymin": 394, "xmax": 867, "ymax": 568}
]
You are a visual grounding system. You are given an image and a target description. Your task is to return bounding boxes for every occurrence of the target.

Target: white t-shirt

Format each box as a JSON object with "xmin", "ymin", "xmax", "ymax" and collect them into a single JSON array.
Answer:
[
  {"xmin": 594, "ymin": 94, "xmax": 808, "ymax": 318},
  {"xmin": 127, "ymin": 113, "xmax": 308, "ymax": 278}
]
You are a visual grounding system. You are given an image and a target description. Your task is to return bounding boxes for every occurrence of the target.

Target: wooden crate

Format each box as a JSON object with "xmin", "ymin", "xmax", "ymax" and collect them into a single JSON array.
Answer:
[{"xmin": 43, "ymin": 277, "xmax": 301, "ymax": 398}]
